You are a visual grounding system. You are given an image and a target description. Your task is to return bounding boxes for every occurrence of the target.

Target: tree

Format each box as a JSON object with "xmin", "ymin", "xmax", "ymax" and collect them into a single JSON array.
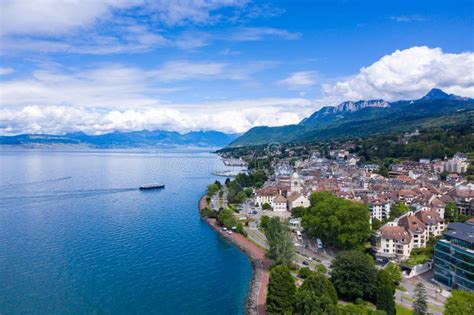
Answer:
[
  {"xmin": 217, "ymin": 208, "xmax": 236, "ymax": 229},
  {"xmin": 266, "ymin": 265, "xmax": 296, "ymax": 315},
  {"xmin": 207, "ymin": 183, "xmax": 219, "ymax": 196},
  {"xmin": 371, "ymin": 218, "xmax": 384, "ymax": 231},
  {"xmin": 214, "ymin": 180, "xmax": 222, "ymax": 190},
  {"xmin": 330, "ymin": 250, "xmax": 377, "ymax": 301},
  {"xmin": 378, "ymin": 165, "xmax": 389, "ymax": 177},
  {"xmin": 412, "ymin": 283, "xmax": 428, "ymax": 315},
  {"xmin": 260, "ymin": 215, "xmax": 270, "ymax": 229},
  {"xmin": 300, "ymin": 272, "xmax": 338, "ymax": 304},
  {"xmin": 293, "ymin": 291, "xmax": 337, "ymax": 315},
  {"xmin": 445, "ymin": 202, "xmax": 459, "ymax": 222},
  {"xmin": 298, "ymin": 267, "xmax": 312, "ymax": 279},
  {"xmin": 262, "ymin": 202, "xmax": 272, "ymax": 210},
  {"xmin": 389, "ymin": 203, "xmax": 409, "ymax": 221},
  {"xmin": 225, "ymin": 177, "xmax": 231, "ymax": 187},
  {"xmin": 445, "ymin": 290, "xmax": 474, "ymax": 315},
  {"xmin": 375, "ymin": 270, "xmax": 396, "ymax": 315},
  {"xmin": 384, "ymin": 263, "xmax": 401, "ymax": 286},
  {"xmin": 244, "ymin": 187, "xmax": 253, "ymax": 197},
  {"xmin": 265, "ymin": 217, "xmax": 295, "ymax": 266},
  {"xmin": 291, "ymin": 206, "xmax": 305, "ymax": 218},
  {"xmin": 302, "ymin": 192, "xmax": 371, "ymax": 250}
]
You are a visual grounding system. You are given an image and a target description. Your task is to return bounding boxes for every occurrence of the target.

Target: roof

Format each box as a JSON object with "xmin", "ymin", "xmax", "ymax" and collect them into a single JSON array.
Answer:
[
  {"xmin": 398, "ymin": 214, "xmax": 426, "ymax": 234},
  {"xmin": 415, "ymin": 210, "xmax": 444, "ymax": 225},
  {"xmin": 444, "ymin": 222, "xmax": 474, "ymax": 245},
  {"xmin": 287, "ymin": 192, "xmax": 302, "ymax": 202},
  {"xmin": 380, "ymin": 226, "xmax": 411, "ymax": 244},
  {"xmin": 273, "ymin": 194, "xmax": 287, "ymax": 203}
]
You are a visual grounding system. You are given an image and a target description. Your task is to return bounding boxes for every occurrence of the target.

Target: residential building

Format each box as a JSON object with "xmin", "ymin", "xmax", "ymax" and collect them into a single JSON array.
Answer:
[
  {"xmin": 398, "ymin": 213, "xmax": 428, "ymax": 249},
  {"xmin": 375, "ymin": 225, "xmax": 412, "ymax": 261},
  {"xmin": 433, "ymin": 221, "xmax": 474, "ymax": 292},
  {"xmin": 273, "ymin": 194, "xmax": 288, "ymax": 212}
]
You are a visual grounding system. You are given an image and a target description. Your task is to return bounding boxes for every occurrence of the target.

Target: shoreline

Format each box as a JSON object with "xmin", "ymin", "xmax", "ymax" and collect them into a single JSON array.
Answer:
[{"xmin": 198, "ymin": 195, "xmax": 269, "ymax": 315}]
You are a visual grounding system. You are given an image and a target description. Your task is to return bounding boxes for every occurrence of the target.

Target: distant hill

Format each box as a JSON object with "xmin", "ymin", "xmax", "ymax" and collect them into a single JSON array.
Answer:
[
  {"xmin": 229, "ymin": 88, "xmax": 474, "ymax": 147},
  {"xmin": 0, "ymin": 129, "xmax": 240, "ymax": 149}
]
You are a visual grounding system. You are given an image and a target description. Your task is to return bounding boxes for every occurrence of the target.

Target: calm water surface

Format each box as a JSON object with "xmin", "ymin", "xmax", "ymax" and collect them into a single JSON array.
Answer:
[{"xmin": 0, "ymin": 149, "xmax": 252, "ymax": 314}]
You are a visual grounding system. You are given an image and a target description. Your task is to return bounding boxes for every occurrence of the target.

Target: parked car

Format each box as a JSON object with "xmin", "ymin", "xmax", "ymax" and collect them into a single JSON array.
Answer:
[{"xmin": 302, "ymin": 261, "xmax": 309, "ymax": 266}]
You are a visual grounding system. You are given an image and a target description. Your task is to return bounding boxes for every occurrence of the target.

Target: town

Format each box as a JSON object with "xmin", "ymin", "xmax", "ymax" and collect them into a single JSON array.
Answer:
[{"xmin": 203, "ymin": 144, "xmax": 473, "ymax": 315}]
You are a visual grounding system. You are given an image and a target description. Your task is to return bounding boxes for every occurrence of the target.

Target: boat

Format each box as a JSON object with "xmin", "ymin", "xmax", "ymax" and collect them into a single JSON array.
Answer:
[{"xmin": 139, "ymin": 183, "xmax": 165, "ymax": 190}]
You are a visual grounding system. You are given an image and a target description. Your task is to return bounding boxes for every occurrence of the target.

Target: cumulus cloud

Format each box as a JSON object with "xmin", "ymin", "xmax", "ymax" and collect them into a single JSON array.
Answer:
[
  {"xmin": 1, "ymin": 98, "xmax": 312, "ymax": 135},
  {"xmin": 278, "ymin": 71, "xmax": 317, "ymax": 89},
  {"xmin": 321, "ymin": 46, "xmax": 474, "ymax": 102}
]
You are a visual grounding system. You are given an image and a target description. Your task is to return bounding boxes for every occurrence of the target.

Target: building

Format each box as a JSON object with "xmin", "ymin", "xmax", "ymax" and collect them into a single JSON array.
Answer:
[
  {"xmin": 273, "ymin": 194, "xmax": 288, "ymax": 212},
  {"xmin": 255, "ymin": 187, "xmax": 279, "ymax": 207},
  {"xmin": 433, "ymin": 221, "xmax": 474, "ymax": 292},
  {"xmin": 368, "ymin": 197, "xmax": 391, "ymax": 221},
  {"xmin": 287, "ymin": 192, "xmax": 310, "ymax": 211},
  {"xmin": 290, "ymin": 172, "xmax": 304, "ymax": 193},
  {"xmin": 374, "ymin": 225, "xmax": 412, "ymax": 261},
  {"xmin": 415, "ymin": 209, "xmax": 445, "ymax": 238},
  {"xmin": 398, "ymin": 213, "xmax": 428, "ymax": 249}
]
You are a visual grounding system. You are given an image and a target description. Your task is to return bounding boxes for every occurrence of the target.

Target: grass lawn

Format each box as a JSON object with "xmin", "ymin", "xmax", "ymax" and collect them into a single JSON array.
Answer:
[{"xmin": 396, "ymin": 305, "xmax": 413, "ymax": 315}]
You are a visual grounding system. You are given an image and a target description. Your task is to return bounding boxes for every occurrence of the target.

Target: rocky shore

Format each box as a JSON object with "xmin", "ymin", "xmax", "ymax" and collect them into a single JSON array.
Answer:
[{"xmin": 199, "ymin": 196, "xmax": 269, "ymax": 315}]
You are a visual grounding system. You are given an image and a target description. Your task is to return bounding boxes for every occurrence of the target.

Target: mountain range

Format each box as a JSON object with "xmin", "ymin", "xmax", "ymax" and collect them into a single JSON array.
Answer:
[
  {"xmin": 229, "ymin": 88, "xmax": 474, "ymax": 147},
  {"xmin": 0, "ymin": 130, "xmax": 240, "ymax": 149}
]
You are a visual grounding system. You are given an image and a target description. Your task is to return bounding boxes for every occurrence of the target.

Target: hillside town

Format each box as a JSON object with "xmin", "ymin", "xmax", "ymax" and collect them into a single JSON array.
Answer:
[
  {"xmin": 206, "ymin": 147, "xmax": 473, "ymax": 314},
  {"xmin": 252, "ymin": 150, "xmax": 473, "ymax": 283}
]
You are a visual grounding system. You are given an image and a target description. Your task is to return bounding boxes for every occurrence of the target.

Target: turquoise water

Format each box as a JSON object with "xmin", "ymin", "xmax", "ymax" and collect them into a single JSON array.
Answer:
[{"xmin": 0, "ymin": 149, "xmax": 252, "ymax": 314}]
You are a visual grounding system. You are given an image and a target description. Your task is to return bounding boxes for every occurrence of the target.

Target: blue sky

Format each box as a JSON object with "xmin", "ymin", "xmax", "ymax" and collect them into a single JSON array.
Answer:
[{"xmin": 0, "ymin": 0, "xmax": 473, "ymax": 135}]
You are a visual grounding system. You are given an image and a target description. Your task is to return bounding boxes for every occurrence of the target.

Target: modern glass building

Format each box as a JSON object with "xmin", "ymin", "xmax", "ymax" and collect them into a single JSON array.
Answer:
[{"xmin": 433, "ymin": 221, "xmax": 474, "ymax": 292}]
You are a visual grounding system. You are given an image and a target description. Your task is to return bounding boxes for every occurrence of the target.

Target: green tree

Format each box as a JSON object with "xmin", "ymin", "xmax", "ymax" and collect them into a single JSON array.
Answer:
[
  {"xmin": 260, "ymin": 215, "xmax": 270, "ymax": 229},
  {"xmin": 384, "ymin": 263, "xmax": 401, "ymax": 286},
  {"xmin": 378, "ymin": 165, "xmax": 389, "ymax": 177},
  {"xmin": 291, "ymin": 206, "xmax": 305, "ymax": 218},
  {"xmin": 389, "ymin": 203, "xmax": 409, "ymax": 220},
  {"xmin": 371, "ymin": 218, "xmax": 383, "ymax": 231},
  {"xmin": 375, "ymin": 270, "xmax": 396, "ymax": 315},
  {"xmin": 244, "ymin": 187, "xmax": 253, "ymax": 197},
  {"xmin": 298, "ymin": 267, "xmax": 312, "ymax": 279},
  {"xmin": 445, "ymin": 290, "xmax": 474, "ymax": 315},
  {"xmin": 207, "ymin": 183, "xmax": 219, "ymax": 196},
  {"xmin": 300, "ymin": 272, "xmax": 338, "ymax": 303},
  {"xmin": 330, "ymin": 250, "xmax": 377, "ymax": 301},
  {"xmin": 266, "ymin": 265, "xmax": 296, "ymax": 315},
  {"xmin": 217, "ymin": 208, "xmax": 236, "ymax": 229},
  {"xmin": 262, "ymin": 202, "xmax": 272, "ymax": 210},
  {"xmin": 412, "ymin": 283, "xmax": 428, "ymax": 315},
  {"xmin": 293, "ymin": 291, "xmax": 337, "ymax": 315},
  {"xmin": 445, "ymin": 202, "xmax": 459, "ymax": 222},
  {"xmin": 302, "ymin": 192, "xmax": 371, "ymax": 250},
  {"xmin": 214, "ymin": 180, "xmax": 222, "ymax": 190},
  {"xmin": 265, "ymin": 217, "xmax": 295, "ymax": 266}
]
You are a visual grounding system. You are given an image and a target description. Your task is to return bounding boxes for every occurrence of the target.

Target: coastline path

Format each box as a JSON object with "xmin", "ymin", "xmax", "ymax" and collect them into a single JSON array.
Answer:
[{"xmin": 199, "ymin": 196, "xmax": 270, "ymax": 315}]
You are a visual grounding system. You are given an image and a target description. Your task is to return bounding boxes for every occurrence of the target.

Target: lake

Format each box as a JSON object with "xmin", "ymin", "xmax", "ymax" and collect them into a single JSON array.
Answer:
[{"xmin": 0, "ymin": 149, "xmax": 252, "ymax": 314}]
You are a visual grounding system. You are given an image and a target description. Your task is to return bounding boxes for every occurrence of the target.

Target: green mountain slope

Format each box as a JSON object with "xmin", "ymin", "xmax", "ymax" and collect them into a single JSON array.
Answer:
[{"xmin": 229, "ymin": 89, "xmax": 474, "ymax": 147}]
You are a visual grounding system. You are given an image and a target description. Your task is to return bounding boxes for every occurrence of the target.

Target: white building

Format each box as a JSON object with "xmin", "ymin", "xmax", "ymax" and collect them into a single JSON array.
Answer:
[
  {"xmin": 255, "ymin": 187, "xmax": 279, "ymax": 207},
  {"xmin": 375, "ymin": 225, "xmax": 412, "ymax": 260},
  {"xmin": 368, "ymin": 198, "xmax": 391, "ymax": 221},
  {"xmin": 273, "ymin": 195, "xmax": 288, "ymax": 212},
  {"xmin": 287, "ymin": 192, "xmax": 310, "ymax": 211}
]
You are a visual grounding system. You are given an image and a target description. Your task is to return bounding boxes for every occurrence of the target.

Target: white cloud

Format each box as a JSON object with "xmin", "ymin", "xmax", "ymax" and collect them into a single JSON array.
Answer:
[
  {"xmin": 321, "ymin": 46, "xmax": 474, "ymax": 102},
  {"xmin": 0, "ymin": 0, "xmax": 139, "ymax": 35},
  {"xmin": 278, "ymin": 71, "xmax": 317, "ymax": 89},
  {"xmin": 0, "ymin": 67, "xmax": 14, "ymax": 75},
  {"xmin": 1, "ymin": 98, "xmax": 313, "ymax": 135}
]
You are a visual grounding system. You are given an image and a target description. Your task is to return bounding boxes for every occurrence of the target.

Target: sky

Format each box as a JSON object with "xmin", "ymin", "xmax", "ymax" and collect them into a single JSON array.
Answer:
[{"xmin": 0, "ymin": 0, "xmax": 473, "ymax": 135}]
